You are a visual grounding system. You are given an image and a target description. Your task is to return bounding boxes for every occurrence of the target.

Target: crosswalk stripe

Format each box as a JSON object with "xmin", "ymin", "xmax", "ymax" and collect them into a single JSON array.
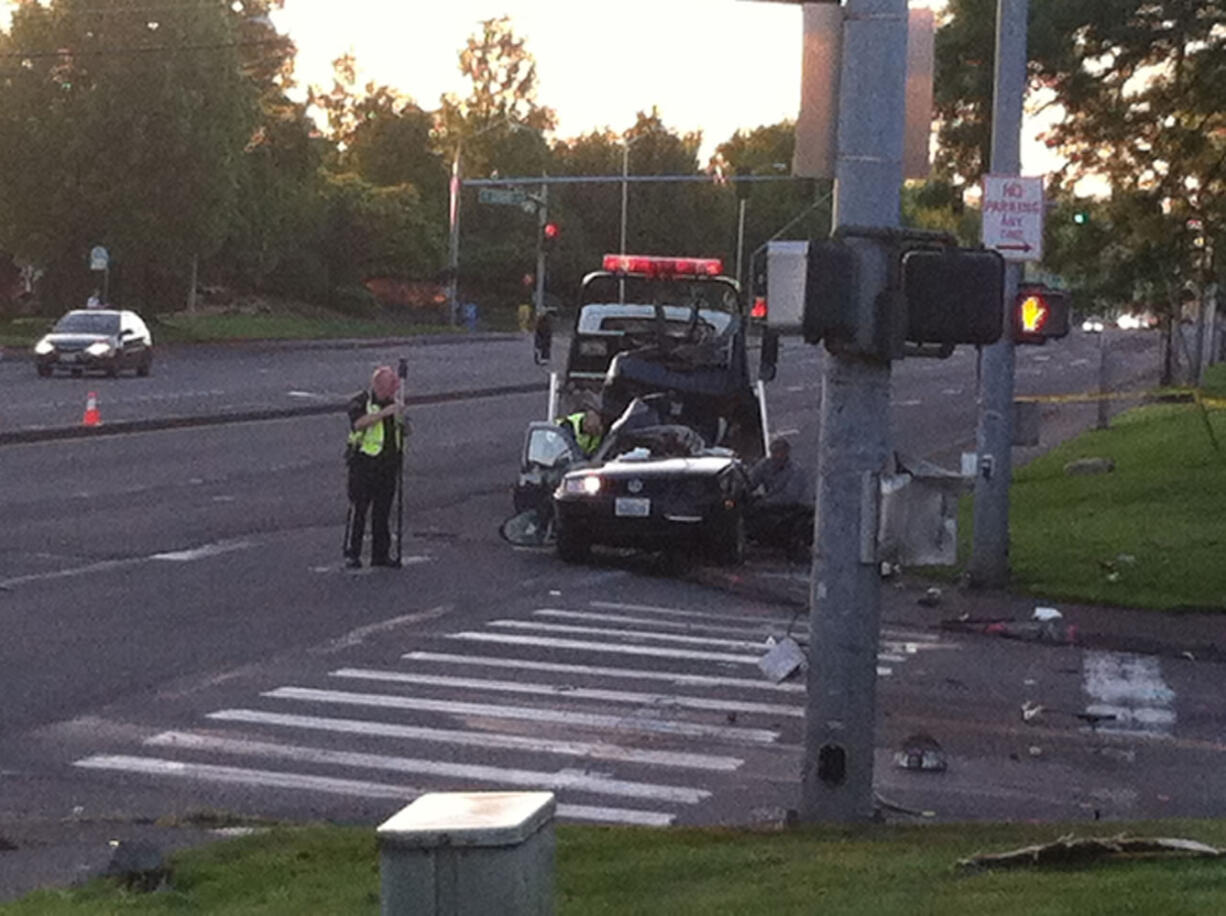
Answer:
[
  {"xmin": 533, "ymin": 609, "xmax": 801, "ymax": 640},
  {"xmin": 449, "ymin": 631, "xmax": 762, "ymax": 664},
  {"xmin": 482, "ymin": 621, "xmax": 905, "ymax": 664},
  {"xmin": 73, "ymin": 755, "xmax": 673, "ymax": 826},
  {"xmin": 330, "ymin": 668, "xmax": 804, "ymax": 718},
  {"xmin": 487, "ymin": 619, "xmax": 768, "ymax": 651},
  {"xmin": 588, "ymin": 601, "xmax": 945, "ymax": 644},
  {"xmin": 402, "ymin": 651, "xmax": 806, "ymax": 694},
  {"xmin": 207, "ymin": 709, "xmax": 744, "ymax": 772},
  {"xmin": 264, "ymin": 687, "xmax": 781, "ymax": 744},
  {"xmin": 144, "ymin": 731, "xmax": 710, "ymax": 804}
]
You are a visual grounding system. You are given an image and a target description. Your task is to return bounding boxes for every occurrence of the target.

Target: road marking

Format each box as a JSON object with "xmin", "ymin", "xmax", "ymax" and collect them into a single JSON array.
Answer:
[
  {"xmin": 264, "ymin": 687, "xmax": 780, "ymax": 744},
  {"xmin": 144, "ymin": 731, "xmax": 709, "ymax": 804},
  {"xmin": 486, "ymin": 619, "xmax": 769, "ymax": 652},
  {"xmin": 402, "ymin": 651, "xmax": 805, "ymax": 694},
  {"xmin": 448, "ymin": 631, "xmax": 761, "ymax": 665},
  {"xmin": 896, "ymin": 399, "xmax": 923, "ymax": 407},
  {"xmin": 73, "ymin": 756, "xmax": 672, "ymax": 826},
  {"xmin": 331, "ymin": 668, "xmax": 804, "ymax": 718},
  {"xmin": 775, "ymin": 427, "xmax": 800, "ymax": 437},
  {"xmin": 151, "ymin": 539, "xmax": 252, "ymax": 562},
  {"xmin": 1082, "ymin": 650, "xmax": 1176, "ymax": 738},
  {"xmin": 208, "ymin": 709, "xmax": 744, "ymax": 771},
  {"xmin": 317, "ymin": 605, "xmax": 451, "ymax": 654},
  {"xmin": 534, "ymin": 609, "xmax": 795, "ymax": 640},
  {"xmin": 786, "ymin": 385, "xmax": 805, "ymax": 393}
]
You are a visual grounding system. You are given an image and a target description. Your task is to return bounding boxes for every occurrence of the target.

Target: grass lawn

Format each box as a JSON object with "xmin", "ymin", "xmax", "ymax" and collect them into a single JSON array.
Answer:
[
  {"xmin": 7, "ymin": 820, "xmax": 1226, "ymax": 915},
  {"xmin": 957, "ymin": 363, "xmax": 1226, "ymax": 610}
]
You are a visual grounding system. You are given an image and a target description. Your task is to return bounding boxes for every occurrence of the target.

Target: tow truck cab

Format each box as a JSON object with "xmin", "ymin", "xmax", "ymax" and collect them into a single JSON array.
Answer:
[{"xmin": 551, "ymin": 254, "xmax": 770, "ymax": 455}]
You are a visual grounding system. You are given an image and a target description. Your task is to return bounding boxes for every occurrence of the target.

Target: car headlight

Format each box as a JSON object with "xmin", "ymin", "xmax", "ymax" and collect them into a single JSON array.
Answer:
[
  {"xmin": 562, "ymin": 475, "xmax": 603, "ymax": 496},
  {"xmin": 86, "ymin": 341, "xmax": 113, "ymax": 357},
  {"xmin": 34, "ymin": 339, "xmax": 54, "ymax": 355}
]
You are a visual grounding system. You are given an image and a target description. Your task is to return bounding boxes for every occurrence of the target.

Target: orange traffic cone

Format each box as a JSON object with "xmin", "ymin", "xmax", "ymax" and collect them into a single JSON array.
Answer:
[{"xmin": 82, "ymin": 391, "xmax": 101, "ymax": 427}]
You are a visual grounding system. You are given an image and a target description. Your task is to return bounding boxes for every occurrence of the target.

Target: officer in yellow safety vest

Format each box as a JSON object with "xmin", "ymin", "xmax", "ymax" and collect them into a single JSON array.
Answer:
[
  {"xmin": 559, "ymin": 406, "xmax": 605, "ymax": 457},
  {"xmin": 344, "ymin": 365, "xmax": 406, "ymax": 569}
]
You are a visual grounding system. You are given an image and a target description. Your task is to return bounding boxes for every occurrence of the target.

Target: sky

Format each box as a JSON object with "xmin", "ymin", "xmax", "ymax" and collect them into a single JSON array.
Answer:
[{"xmin": 1, "ymin": 0, "xmax": 1060, "ymax": 175}]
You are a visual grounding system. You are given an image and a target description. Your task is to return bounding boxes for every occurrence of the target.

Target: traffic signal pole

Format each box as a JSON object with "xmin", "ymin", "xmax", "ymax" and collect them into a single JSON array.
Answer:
[
  {"xmin": 800, "ymin": 0, "xmax": 908, "ymax": 824},
  {"xmin": 969, "ymin": 0, "xmax": 1028, "ymax": 589}
]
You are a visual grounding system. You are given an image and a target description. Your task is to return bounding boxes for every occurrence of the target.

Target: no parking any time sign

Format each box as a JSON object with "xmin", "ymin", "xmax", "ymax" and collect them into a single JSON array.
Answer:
[{"xmin": 981, "ymin": 175, "xmax": 1044, "ymax": 262}]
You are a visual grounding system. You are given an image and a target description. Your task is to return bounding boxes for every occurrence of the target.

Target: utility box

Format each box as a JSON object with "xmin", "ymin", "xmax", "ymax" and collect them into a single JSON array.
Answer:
[
  {"xmin": 878, "ymin": 458, "xmax": 968, "ymax": 567},
  {"xmin": 378, "ymin": 791, "xmax": 556, "ymax": 916},
  {"xmin": 765, "ymin": 240, "xmax": 810, "ymax": 333}
]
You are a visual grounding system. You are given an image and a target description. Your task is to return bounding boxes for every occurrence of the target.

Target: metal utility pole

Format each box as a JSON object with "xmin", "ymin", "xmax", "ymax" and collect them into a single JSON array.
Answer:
[
  {"xmin": 969, "ymin": 0, "xmax": 1028, "ymax": 589},
  {"xmin": 800, "ymin": 0, "xmax": 908, "ymax": 824},
  {"xmin": 534, "ymin": 184, "xmax": 549, "ymax": 319},
  {"xmin": 447, "ymin": 145, "xmax": 462, "ymax": 327},
  {"xmin": 1096, "ymin": 329, "xmax": 1110, "ymax": 430}
]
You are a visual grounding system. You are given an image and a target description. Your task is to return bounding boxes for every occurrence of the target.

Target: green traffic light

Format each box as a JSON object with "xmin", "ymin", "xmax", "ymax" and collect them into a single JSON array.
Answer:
[{"xmin": 1073, "ymin": 211, "xmax": 1089, "ymax": 225}]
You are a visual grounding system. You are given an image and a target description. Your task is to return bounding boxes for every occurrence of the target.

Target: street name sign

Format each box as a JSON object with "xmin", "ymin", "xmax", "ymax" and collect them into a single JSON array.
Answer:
[
  {"xmin": 981, "ymin": 175, "xmax": 1043, "ymax": 262},
  {"xmin": 478, "ymin": 188, "xmax": 526, "ymax": 206}
]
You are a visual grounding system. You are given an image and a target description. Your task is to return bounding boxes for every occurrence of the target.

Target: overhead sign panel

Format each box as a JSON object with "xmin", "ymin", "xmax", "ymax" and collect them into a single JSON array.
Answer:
[{"xmin": 981, "ymin": 175, "xmax": 1044, "ymax": 262}]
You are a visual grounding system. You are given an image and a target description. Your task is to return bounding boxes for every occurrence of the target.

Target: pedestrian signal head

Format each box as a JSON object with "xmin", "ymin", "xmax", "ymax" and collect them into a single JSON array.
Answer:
[
  {"xmin": 541, "ymin": 222, "xmax": 559, "ymax": 251},
  {"xmin": 1014, "ymin": 284, "xmax": 1070, "ymax": 344}
]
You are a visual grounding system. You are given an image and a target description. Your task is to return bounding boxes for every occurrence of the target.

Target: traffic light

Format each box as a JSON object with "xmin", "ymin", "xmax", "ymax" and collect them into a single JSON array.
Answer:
[
  {"xmin": 541, "ymin": 221, "xmax": 559, "ymax": 252},
  {"xmin": 1014, "ymin": 283, "xmax": 1070, "ymax": 344},
  {"xmin": 1072, "ymin": 210, "xmax": 1089, "ymax": 226}
]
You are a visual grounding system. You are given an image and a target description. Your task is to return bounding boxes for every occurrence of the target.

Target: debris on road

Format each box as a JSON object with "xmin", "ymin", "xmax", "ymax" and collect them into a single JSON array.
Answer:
[
  {"xmin": 1028, "ymin": 746, "xmax": 1044, "ymax": 759},
  {"xmin": 894, "ymin": 733, "xmax": 947, "ymax": 772},
  {"xmin": 875, "ymin": 793, "xmax": 936, "ymax": 819},
  {"xmin": 758, "ymin": 635, "xmax": 806, "ymax": 683},
  {"xmin": 917, "ymin": 587, "xmax": 942, "ymax": 608},
  {"xmin": 1033, "ymin": 606, "xmax": 1062, "ymax": 622},
  {"xmin": 1064, "ymin": 457, "xmax": 1115, "ymax": 476},
  {"xmin": 941, "ymin": 615, "xmax": 1078, "ymax": 645},
  {"xmin": 1021, "ymin": 700, "xmax": 1045, "ymax": 723},
  {"xmin": 957, "ymin": 834, "xmax": 1223, "ymax": 871}
]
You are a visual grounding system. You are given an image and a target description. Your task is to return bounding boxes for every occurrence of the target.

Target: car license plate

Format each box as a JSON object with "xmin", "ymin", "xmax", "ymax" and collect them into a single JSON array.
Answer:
[
  {"xmin": 615, "ymin": 497, "xmax": 651, "ymax": 518},
  {"xmin": 59, "ymin": 353, "xmax": 77, "ymax": 363}
]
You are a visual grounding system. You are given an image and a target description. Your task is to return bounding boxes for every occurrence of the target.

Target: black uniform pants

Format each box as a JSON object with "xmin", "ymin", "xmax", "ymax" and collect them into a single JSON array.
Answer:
[{"xmin": 345, "ymin": 456, "xmax": 399, "ymax": 562}]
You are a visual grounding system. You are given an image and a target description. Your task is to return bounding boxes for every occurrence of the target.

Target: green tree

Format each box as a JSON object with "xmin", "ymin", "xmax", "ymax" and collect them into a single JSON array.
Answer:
[{"xmin": 0, "ymin": 0, "xmax": 257, "ymax": 310}]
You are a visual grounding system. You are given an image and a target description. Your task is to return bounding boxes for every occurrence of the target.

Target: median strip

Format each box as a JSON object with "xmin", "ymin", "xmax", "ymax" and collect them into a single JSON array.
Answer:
[{"xmin": 0, "ymin": 381, "xmax": 548, "ymax": 446}]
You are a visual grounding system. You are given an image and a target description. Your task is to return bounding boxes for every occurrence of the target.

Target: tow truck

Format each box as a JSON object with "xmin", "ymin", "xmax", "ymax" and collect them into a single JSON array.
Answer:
[{"xmin": 504, "ymin": 254, "xmax": 779, "ymax": 564}]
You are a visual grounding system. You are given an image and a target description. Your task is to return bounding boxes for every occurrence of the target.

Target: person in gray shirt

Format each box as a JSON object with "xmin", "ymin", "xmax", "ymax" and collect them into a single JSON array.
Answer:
[{"xmin": 748, "ymin": 438, "xmax": 808, "ymax": 506}]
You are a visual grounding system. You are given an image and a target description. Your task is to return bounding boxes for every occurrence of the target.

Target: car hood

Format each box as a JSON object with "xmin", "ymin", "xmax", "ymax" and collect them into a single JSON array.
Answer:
[
  {"xmin": 41, "ymin": 333, "xmax": 115, "ymax": 347},
  {"xmin": 570, "ymin": 455, "xmax": 737, "ymax": 479}
]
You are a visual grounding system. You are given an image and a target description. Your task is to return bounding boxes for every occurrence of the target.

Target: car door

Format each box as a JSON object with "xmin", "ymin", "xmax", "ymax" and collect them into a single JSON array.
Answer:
[{"xmin": 513, "ymin": 422, "xmax": 583, "ymax": 514}]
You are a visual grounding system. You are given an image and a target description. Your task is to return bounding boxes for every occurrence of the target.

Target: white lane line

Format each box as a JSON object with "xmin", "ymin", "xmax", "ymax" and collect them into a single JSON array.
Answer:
[
  {"xmin": 786, "ymin": 385, "xmax": 805, "ymax": 393},
  {"xmin": 403, "ymin": 651, "xmax": 806, "ymax": 694},
  {"xmin": 775, "ymin": 428, "xmax": 800, "ymax": 437},
  {"xmin": 331, "ymin": 668, "xmax": 804, "ymax": 718},
  {"xmin": 145, "ymin": 731, "xmax": 708, "ymax": 805},
  {"xmin": 895, "ymin": 399, "xmax": 923, "ymax": 407},
  {"xmin": 264, "ymin": 687, "xmax": 780, "ymax": 744},
  {"xmin": 208, "ymin": 709, "xmax": 744, "ymax": 772},
  {"xmin": 487, "ymin": 619, "xmax": 768, "ymax": 652},
  {"xmin": 448, "ymin": 632, "xmax": 761, "ymax": 665},
  {"xmin": 152, "ymin": 540, "xmax": 252, "ymax": 562},
  {"xmin": 74, "ymin": 756, "xmax": 672, "ymax": 826}
]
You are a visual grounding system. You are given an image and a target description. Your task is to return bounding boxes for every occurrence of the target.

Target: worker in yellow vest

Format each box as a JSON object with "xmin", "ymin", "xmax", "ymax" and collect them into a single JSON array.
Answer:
[
  {"xmin": 558, "ymin": 406, "xmax": 604, "ymax": 457},
  {"xmin": 344, "ymin": 365, "xmax": 406, "ymax": 569}
]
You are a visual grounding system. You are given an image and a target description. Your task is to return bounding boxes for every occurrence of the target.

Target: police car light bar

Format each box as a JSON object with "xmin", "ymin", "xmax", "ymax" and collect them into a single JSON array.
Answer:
[{"xmin": 601, "ymin": 254, "xmax": 724, "ymax": 277}]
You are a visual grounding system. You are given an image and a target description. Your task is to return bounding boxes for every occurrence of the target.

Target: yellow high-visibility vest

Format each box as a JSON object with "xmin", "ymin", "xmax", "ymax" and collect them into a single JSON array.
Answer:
[{"xmin": 348, "ymin": 401, "xmax": 403, "ymax": 457}]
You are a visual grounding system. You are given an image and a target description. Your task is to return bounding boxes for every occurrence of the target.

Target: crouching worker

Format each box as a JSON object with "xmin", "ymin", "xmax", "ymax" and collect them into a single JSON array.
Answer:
[
  {"xmin": 746, "ymin": 437, "xmax": 812, "ymax": 558},
  {"xmin": 557, "ymin": 397, "xmax": 606, "ymax": 457},
  {"xmin": 344, "ymin": 365, "xmax": 406, "ymax": 569}
]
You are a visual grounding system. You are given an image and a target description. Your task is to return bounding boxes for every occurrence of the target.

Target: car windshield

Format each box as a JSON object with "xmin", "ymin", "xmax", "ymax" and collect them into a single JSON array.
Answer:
[{"xmin": 54, "ymin": 312, "xmax": 119, "ymax": 334}]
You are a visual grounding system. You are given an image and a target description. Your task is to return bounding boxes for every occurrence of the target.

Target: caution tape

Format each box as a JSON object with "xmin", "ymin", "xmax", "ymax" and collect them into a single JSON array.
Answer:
[{"xmin": 1014, "ymin": 389, "xmax": 1226, "ymax": 408}]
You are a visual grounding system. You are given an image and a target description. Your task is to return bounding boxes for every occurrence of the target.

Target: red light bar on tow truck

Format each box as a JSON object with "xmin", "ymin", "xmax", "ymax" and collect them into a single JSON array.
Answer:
[{"xmin": 601, "ymin": 254, "xmax": 724, "ymax": 278}]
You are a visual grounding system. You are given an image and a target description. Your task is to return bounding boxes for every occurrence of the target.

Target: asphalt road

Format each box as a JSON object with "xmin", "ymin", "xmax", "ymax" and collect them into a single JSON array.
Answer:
[{"xmin": 3, "ymin": 327, "xmax": 1202, "ymax": 901}]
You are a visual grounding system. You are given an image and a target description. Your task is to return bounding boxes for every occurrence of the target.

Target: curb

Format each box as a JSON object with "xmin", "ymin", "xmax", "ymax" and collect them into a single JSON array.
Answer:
[
  {"xmin": 0, "ymin": 381, "xmax": 548, "ymax": 446},
  {"xmin": 689, "ymin": 565, "xmax": 1226, "ymax": 664}
]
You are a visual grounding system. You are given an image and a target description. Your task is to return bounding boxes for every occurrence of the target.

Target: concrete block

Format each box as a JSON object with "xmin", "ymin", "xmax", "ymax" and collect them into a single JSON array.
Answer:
[{"xmin": 378, "ymin": 792, "xmax": 556, "ymax": 916}]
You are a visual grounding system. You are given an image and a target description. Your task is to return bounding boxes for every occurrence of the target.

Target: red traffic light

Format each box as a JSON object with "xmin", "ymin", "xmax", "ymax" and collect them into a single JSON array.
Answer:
[
  {"xmin": 1014, "ymin": 284, "xmax": 1070, "ymax": 344},
  {"xmin": 543, "ymin": 222, "xmax": 559, "ymax": 240}
]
